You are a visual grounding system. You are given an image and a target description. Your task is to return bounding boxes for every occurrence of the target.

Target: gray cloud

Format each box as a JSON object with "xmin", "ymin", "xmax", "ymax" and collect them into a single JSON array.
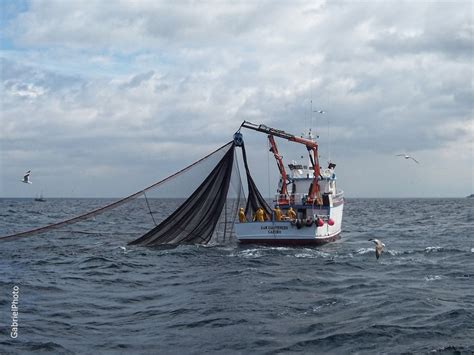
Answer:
[
  {"xmin": 1, "ymin": 1, "xmax": 472, "ymax": 197},
  {"xmin": 370, "ymin": 27, "xmax": 473, "ymax": 59},
  {"xmin": 121, "ymin": 70, "xmax": 155, "ymax": 89}
]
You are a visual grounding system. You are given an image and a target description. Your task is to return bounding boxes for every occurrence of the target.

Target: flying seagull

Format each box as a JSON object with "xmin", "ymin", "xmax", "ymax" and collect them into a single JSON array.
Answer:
[
  {"xmin": 396, "ymin": 154, "xmax": 419, "ymax": 164},
  {"xmin": 21, "ymin": 170, "xmax": 32, "ymax": 184},
  {"xmin": 368, "ymin": 238, "xmax": 385, "ymax": 259},
  {"xmin": 314, "ymin": 110, "xmax": 325, "ymax": 114}
]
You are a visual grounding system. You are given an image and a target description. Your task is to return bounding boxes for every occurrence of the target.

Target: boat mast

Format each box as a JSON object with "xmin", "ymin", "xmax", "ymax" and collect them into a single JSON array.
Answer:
[{"xmin": 240, "ymin": 121, "xmax": 322, "ymax": 205}]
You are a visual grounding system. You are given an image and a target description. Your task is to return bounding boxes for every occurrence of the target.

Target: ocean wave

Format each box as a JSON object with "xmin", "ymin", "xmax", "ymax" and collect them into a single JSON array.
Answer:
[
  {"xmin": 311, "ymin": 299, "xmax": 339, "ymax": 312},
  {"xmin": 428, "ymin": 345, "xmax": 474, "ymax": 353},
  {"xmin": 424, "ymin": 275, "xmax": 442, "ymax": 282},
  {"xmin": 355, "ymin": 246, "xmax": 470, "ymax": 257},
  {"xmin": 424, "ymin": 246, "xmax": 468, "ymax": 254},
  {"xmin": 293, "ymin": 249, "xmax": 332, "ymax": 258},
  {"xmin": 231, "ymin": 248, "xmax": 262, "ymax": 258},
  {"xmin": 20, "ymin": 341, "xmax": 74, "ymax": 354},
  {"xmin": 424, "ymin": 246, "xmax": 443, "ymax": 252},
  {"xmin": 355, "ymin": 247, "xmax": 375, "ymax": 255}
]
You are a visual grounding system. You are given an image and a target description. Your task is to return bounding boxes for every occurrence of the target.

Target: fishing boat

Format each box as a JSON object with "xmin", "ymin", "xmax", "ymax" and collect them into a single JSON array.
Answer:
[
  {"xmin": 1, "ymin": 121, "xmax": 343, "ymax": 248},
  {"xmin": 234, "ymin": 122, "xmax": 344, "ymax": 245},
  {"xmin": 34, "ymin": 192, "xmax": 46, "ymax": 202}
]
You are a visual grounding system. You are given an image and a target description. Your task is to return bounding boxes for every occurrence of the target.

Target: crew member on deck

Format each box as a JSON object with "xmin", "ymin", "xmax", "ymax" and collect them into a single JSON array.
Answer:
[
  {"xmin": 287, "ymin": 207, "xmax": 296, "ymax": 220},
  {"xmin": 274, "ymin": 206, "xmax": 282, "ymax": 221},
  {"xmin": 255, "ymin": 208, "xmax": 265, "ymax": 222},
  {"xmin": 239, "ymin": 208, "xmax": 247, "ymax": 223}
]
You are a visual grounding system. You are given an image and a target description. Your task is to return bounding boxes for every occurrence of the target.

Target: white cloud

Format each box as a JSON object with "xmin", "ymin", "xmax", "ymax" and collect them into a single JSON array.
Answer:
[{"xmin": 0, "ymin": 0, "xmax": 472, "ymax": 197}]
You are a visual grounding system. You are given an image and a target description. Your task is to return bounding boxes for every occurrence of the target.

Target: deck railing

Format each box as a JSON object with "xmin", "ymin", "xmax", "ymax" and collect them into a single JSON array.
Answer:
[{"xmin": 274, "ymin": 190, "xmax": 344, "ymax": 206}]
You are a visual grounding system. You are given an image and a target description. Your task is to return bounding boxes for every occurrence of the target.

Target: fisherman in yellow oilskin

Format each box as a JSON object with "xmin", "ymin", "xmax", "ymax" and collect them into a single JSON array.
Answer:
[
  {"xmin": 287, "ymin": 207, "xmax": 296, "ymax": 220},
  {"xmin": 254, "ymin": 207, "xmax": 265, "ymax": 222},
  {"xmin": 274, "ymin": 206, "xmax": 282, "ymax": 221},
  {"xmin": 238, "ymin": 207, "xmax": 247, "ymax": 223}
]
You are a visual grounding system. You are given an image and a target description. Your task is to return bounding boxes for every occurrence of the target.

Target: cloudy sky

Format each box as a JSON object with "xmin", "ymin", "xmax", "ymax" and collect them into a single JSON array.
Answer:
[{"xmin": 1, "ymin": 0, "xmax": 472, "ymax": 198}]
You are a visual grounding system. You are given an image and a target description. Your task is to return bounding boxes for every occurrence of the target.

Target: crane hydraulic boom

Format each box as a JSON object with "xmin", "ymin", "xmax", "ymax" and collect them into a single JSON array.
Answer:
[
  {"xmin": 240, "ymin": 121, "xmax": 317, "ymax": 148},
  {"xmin": 240, "ymin": 121, "xmax": 322, "ymax": 205}
]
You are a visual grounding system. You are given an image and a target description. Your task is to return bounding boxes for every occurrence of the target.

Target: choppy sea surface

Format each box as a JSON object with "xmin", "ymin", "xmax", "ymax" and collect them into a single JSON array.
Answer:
[{"xmin": 0, "ymin": 198, "xmax": 473, "ymax": 354}]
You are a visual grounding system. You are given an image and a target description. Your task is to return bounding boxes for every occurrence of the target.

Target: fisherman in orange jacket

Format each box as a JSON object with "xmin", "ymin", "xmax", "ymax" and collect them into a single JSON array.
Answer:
[
  {"xmin": 287, "ymin": 207, "xmax": 296, "ymax": 220},
  {"xmin": 239, "ymin": 207, "xmax": 247, "ymax": 223},
  {"xmin": 255, "ymin": 208, "xmax": 265, "ymax": 222},
  {"xmin": 274, "ymin": 206, "xmax": 282, "ymax": 221}
]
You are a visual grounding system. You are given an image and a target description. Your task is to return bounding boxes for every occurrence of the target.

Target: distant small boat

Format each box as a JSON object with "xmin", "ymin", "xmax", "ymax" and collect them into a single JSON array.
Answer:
[
  {"xmin": 467, "ymin": 194, "xmax": 474, "ymax": 198},
  {"xmin": 34, "ymin": 192, "xmax": 46, "ymax": 202}
]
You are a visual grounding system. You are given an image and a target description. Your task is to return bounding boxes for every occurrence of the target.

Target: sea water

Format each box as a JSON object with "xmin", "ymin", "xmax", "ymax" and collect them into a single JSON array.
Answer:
[{"xmin": 0, "ymin": 198, "xmax": 473, "ymax": 353}]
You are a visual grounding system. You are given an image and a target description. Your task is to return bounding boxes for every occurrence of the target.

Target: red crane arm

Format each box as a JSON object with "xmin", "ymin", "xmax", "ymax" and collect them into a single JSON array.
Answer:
[
  {"xmin": 268, "ymin": 135, "xmax": 289, "ymax": 198},
  {"xmin": 308, "ymin": 146, "xmax": 321, "ymax": 203},
  {"xmin": 240, "ymin": 121, "xmax": 322, "ymax": 204}
]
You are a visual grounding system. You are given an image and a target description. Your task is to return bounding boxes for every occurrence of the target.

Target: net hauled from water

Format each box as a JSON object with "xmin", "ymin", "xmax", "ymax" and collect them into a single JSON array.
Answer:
[
  {"xmin": 128, "ymin": 143, "xmax": 235, "ymax": 246},
  {"xmin": 0, "ymin": 138, "xmax": 269, "ymax": 246}
]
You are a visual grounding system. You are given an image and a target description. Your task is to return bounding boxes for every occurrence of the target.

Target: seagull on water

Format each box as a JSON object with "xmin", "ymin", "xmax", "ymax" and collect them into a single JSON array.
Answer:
[
  {"xmin": 396, "ymin": 154, "xmax": 419, "ymax": 164},
  {"xmin": 21, "ymin": 170, "xmax": 32, "ymax": 184},
  {"xmin": 368, "ymin": 239, "xmax": 385, "ymax": 259}
]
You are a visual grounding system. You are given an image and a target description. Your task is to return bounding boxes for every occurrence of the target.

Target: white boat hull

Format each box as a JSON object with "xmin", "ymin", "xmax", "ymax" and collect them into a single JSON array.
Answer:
[{"xmin": 235, "ymin": 201, "xmax": 343, "ymax": 245}]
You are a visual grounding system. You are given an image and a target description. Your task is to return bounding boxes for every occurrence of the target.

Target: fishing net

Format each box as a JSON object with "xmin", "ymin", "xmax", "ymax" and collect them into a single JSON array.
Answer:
[
  {"xmin": 128, "ymin": 144, "xmax": 237, "ymax": 246},
  {"xmin": 0, "ymin": 135, "xmax": 273, "ymax": 247},
  {"xmin": 240, "ymin": 142, "xmax": 272, "ymax": 219},
  {"xmin": 0, "ymin": 142, "xmax": 245, "ymax": 246}
]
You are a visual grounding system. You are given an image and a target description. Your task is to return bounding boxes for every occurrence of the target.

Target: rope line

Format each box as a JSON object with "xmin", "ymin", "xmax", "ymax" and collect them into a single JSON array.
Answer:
[{"xmin": 143, "ymin": 191, "xmax": 157, "ymax": 226}]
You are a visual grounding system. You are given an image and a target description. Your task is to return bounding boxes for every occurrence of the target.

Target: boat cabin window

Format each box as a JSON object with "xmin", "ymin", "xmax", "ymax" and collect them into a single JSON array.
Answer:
[{"xmin": 288, "ymin": 164, "xmax": 304, "ymax": 170}]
